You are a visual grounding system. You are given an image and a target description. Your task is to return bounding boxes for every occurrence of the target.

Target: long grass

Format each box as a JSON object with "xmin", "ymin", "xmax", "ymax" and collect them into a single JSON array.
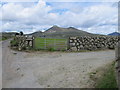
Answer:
[{"xmin": 96, "ymin": 62, "xmax": 118, "ymax": 88}]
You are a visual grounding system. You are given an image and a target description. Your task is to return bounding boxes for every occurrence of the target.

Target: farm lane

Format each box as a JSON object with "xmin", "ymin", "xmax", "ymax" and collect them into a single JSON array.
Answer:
[
  {"xmin": 1, "ymin": 40, "xmax": 115, "ymax": 88},
  {"xmin": 2, "ymin": 39, "xmax": 40, "ymax": 88},
  {"xmin": 0, "ymin": 39, "xmax": 12, "ymax": 89}
]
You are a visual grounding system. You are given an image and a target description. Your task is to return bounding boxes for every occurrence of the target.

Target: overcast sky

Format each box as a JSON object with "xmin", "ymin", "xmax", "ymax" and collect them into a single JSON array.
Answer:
[{"xmin": 0, "ymin": 0, "xmax": 118, "ymax": 34}]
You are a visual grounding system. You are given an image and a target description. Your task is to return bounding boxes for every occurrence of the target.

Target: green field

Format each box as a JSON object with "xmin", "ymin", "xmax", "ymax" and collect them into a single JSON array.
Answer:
[{"xmin": 34, "ymin": 37, "xmax": 67, "ymax": 51}]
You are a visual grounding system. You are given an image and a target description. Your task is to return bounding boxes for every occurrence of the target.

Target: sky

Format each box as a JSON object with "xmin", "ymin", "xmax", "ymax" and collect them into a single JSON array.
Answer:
[{"xmin": 0, "ymin": 0, "xmax": 119, "ymax": 34}]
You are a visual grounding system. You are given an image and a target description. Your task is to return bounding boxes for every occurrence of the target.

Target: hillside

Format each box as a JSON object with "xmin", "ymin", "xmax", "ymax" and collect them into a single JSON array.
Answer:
[
  {"xmin": 108, "ymin": 32, "xmax": 120, "ymax": 36},
  {"xmin": 29, "ymin": 31, "xmax": 44, "ymax": 37},
  {"xmin": 0, "ymin": 32, "xmax": 16, "ymax": 36},
  {"xmin": 0, "ymin": 32, "xmax": 16, "ymax": 40},
  {"xmin": 31, "ymin": 25, "xmax": 99, "ymax": 38}
]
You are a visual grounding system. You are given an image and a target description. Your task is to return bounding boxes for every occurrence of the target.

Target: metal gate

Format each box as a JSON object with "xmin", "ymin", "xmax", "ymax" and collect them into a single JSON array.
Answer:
[{"xmin": 35, "ymin": 37, "xmax": 68, "ymax": 51}]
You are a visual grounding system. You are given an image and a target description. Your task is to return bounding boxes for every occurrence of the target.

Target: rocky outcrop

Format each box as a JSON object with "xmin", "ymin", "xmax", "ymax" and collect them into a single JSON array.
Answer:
[{"xmin": 68, "ymin": 36, "xmax": 120, "ymax": 51}]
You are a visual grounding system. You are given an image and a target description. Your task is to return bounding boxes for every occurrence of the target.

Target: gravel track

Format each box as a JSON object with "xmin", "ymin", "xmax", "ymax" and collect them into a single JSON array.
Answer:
[{"xmin": 1, "ymin": 40, "xmax": 115, "ymax": 88}]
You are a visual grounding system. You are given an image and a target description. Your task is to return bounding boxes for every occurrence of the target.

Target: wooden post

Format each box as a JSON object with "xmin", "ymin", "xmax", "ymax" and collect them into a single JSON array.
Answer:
[{"xmin": 67, "ymin": 37, "xmax": 70, "ymax": 51}]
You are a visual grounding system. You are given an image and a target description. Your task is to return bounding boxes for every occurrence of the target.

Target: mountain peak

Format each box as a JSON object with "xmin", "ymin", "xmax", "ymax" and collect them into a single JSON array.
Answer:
[
  {"xmin": 52, "ymin": 25, "xmax": 59, "ymax": 28},
  {"xmin": 68, "ymin": 27, "xmax": 76, "ymax": 29},
  {"xmin": 108, "ymin": 32, "xmax": 120, "ymax": 36},
  {"xmin": 49, "ymin": 25, "xmax": 60, "ymax": 30},
  {"xmin": 30, "ymin": 26, "xmax": 95, "ymax": 38},
  {"xmin": 45, "ymin": 25, "xmax": 61, "ymax": 33}
]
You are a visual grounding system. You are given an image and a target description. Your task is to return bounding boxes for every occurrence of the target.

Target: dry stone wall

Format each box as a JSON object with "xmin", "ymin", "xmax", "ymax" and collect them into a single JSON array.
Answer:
[
  {"xmin": 14, "ymin": 35, "xmax": 34, "ymax": 50},
  {"xmin": 68, "ymin": 36, "xmax": 120, "ymax": 51}
]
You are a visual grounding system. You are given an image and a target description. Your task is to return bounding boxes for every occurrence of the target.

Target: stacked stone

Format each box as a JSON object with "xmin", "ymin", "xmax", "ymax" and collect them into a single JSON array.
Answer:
[
  {"xmin": 18, "ymin": 35, "xmax": 26, "ymax": 50},
  {"xmin": 15, "ymin": 35, "xmax": 34, "ymax": 50},
  {"xmin": 69, "ymin": 36, "xmax": 119, "ymax": 51}
]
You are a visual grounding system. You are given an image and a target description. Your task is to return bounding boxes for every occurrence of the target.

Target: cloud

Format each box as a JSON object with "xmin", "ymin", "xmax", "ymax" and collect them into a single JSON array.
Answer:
[
  {"xmin": 86, "ymin": 25, "xmax": 117, "ymax": 35},
  {"xmin": 0, "ymin": 0, "xmax": 118, "ymax": 34},
  {"xmin": 45, "ymin": 0, "xmax": 119, "ymax": 2},
  {"xmin": 1, "ymin": 0, "xmax": 119, "ymax": 2},
  {"xmin": 56, "ymin": 3, "xmax": 117, "ymax": 28},
  {"xmin": 1, "ymin": 0, "xmax": 38, "ymax": 2}
]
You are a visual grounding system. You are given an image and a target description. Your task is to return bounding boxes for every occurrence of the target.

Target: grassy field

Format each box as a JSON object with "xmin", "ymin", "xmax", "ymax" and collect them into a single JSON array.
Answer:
[{"xmin": 34, "ymin": 37, "xmax": 67, "ymax": 51}]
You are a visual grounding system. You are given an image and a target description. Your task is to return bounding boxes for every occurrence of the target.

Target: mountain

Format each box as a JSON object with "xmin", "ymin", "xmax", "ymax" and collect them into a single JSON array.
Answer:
[
  {"xmin": 45, "ymin": 25, "xmax": 81, "ymax": 33},
  {"xmin": 0, "ymin": 32, "xmax": 17, "ymax": 37},
  {"xmin": 108, "ymin": 32, "xmax": 120, "ymax": 36},
  {"xmin": 29, "ymin": 31, "xmax": 44, "ymax": 37},
  {"xmin": 30, "ymin": 25, "xmax": 101, "ymax": 38},
  {"xmin": 43, "ymin": 25, "xmax": 98, "ymax": 38}
]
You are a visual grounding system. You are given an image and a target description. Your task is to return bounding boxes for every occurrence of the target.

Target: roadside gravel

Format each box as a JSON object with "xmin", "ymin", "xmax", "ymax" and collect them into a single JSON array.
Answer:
[{"xmin": 2, "ymin": 40, "xmax": 115, "ymax": 88}]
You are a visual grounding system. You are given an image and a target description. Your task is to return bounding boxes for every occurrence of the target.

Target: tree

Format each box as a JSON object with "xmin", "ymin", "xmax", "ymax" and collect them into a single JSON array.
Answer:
[
  {"xmin": 15, "ymin": 33, "xmax": 19, "ymax": 36},
  {"xmin": 20, "ymin": 31, "xmax": 23, "ymax": 35}
]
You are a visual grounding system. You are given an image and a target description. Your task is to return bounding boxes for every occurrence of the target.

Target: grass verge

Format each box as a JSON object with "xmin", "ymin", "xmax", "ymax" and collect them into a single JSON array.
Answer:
[
  {"xmin": 0, "ymin": 37, "xmax": 6, "ymax": 41},
  {"xmin": 89, "ymin": 61, "xmax": 118, "ymax": 88}
]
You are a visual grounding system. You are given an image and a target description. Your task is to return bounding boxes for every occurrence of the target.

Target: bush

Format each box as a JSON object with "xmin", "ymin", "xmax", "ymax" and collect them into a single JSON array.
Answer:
[
  {"xmin": 2, "ymin": 36, "xmax": 7, "ymax": 40},
  {"xmin": 10, "ymin": 40, "xmax": 19, "ymax": 47},
  {"xmin": 48, "ymin": 47, "xmax": 55, "ymax": 51},
  {"xmin": 22, "ymin": 46, "xmax": 26, "ymax": 50}
]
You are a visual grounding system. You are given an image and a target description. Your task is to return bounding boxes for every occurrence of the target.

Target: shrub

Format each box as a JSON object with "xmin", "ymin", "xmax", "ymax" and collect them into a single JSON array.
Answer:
[
  {"xmin": 10, "ymin": 40, "xmax": 19, "ymax": 47},
  {"xmin": 22, "ymin": 46, "xmax": 26, "ymax": 50},
  {"xmin": 48, "ymin": 47, "xmax": 55, "ymax": 51}
]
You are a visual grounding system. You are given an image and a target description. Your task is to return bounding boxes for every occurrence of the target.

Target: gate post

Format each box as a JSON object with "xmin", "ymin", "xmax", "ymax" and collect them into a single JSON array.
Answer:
[
  {"xmin": 67, "ymin": 37, "xmax": 70, "ymax": 51},
  {"xmin": 32, "ymin": 36, "xmax": 35, "ymax": 49}
]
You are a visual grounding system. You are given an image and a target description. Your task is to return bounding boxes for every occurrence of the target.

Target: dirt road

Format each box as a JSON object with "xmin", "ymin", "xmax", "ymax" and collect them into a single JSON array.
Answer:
[{"xmin": 1, "ymin": 40, "xmax": 115, "ymax": 88}]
